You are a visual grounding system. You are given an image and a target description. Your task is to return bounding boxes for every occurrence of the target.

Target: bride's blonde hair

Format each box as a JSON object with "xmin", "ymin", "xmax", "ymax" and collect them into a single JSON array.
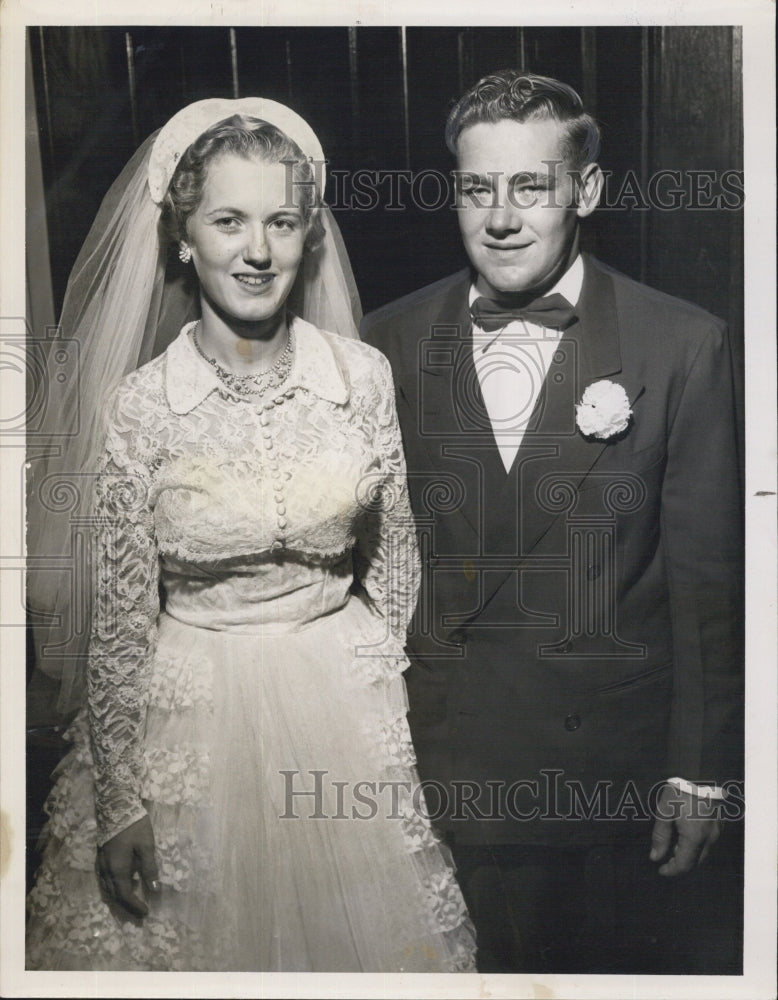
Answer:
[{"xmin": 161, "ymin": 114, "xmax": 325, "ymax": 252}]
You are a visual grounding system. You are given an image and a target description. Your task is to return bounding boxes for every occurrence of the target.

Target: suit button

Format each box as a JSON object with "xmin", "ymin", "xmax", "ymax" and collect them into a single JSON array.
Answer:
[
  {"xmin": 586, "ymin": 563, "xmax": 601, "ymax": 581},
  {"xmin": 551, "ymin": 640, "xmax": 574, "ymax": 654},
  {"xmin": 564, "ymin": 714, "xmax": 582, "ymax": 732}
]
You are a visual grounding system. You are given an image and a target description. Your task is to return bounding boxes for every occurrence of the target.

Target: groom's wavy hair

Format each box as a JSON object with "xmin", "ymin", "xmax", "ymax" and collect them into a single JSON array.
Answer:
[{"xmin": 445, "ymin": 71, "xmax": 601, "ymax": 170}]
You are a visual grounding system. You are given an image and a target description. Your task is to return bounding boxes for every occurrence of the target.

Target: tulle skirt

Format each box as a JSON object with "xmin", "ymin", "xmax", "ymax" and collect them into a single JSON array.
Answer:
[{"xmin": 26, "ymin": 597, "xmax": 476, "ymax": 971}]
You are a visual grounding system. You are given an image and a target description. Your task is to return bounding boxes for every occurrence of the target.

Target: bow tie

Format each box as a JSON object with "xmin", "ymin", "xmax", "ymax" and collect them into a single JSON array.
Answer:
[{"xmin": 470, "ymin": 292, "xmax": 577, "ymax": 333}]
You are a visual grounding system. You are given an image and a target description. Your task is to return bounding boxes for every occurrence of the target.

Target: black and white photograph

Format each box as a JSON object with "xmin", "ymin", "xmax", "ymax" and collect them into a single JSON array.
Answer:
[{"xmin": 1, "ymin": 1, "xmax": 775, "ymax": 997}]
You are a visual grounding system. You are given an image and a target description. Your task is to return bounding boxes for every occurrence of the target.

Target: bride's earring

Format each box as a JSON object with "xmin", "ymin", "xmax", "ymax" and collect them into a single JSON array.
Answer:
[{"xmin": 178, "ymin": 243, "xmax": 192, "ymax": 264}]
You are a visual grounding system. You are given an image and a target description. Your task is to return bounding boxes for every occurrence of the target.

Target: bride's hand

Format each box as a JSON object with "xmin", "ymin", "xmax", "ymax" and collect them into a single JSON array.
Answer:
[{"xmin": 96, "ymin": 815, "xmax": 160, "ymax": 918}]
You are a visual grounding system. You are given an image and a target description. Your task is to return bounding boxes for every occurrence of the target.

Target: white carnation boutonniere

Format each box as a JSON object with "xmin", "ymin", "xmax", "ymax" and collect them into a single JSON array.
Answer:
[{"xmin": 576, "ymin": 380, "xmax": 632, "ymax": 440}]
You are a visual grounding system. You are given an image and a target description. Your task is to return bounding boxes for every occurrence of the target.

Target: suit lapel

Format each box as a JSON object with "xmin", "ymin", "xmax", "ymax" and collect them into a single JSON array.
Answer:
[
  {"xmin": 513, "ymin": 254, "xmax": 644, "ymax": 559},
  {"xmin": 399, "ymin": 270, "xmax": 485, "ymax": 541}
]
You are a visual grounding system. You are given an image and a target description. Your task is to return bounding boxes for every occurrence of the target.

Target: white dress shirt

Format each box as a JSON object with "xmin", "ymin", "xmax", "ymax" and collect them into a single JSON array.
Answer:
[{"xmin": 470, "ymin": 255, "xmax": 584, "ymax": 473}]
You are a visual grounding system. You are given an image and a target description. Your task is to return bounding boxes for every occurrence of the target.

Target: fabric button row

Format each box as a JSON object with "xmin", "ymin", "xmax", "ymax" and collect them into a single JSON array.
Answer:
[{"xmin": 258, "ymin": 412, "xmax": 287, "ymax": 547}]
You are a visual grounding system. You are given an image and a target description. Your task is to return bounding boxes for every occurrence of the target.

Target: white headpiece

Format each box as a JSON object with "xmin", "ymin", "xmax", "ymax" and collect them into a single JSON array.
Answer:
[
  {"xmin": 147, "ymin": 97, "xmax": 327, "ymax": 203},
  {"xmin": 28, "ymin": 98, "xmax": 360, "ymax": 713}
]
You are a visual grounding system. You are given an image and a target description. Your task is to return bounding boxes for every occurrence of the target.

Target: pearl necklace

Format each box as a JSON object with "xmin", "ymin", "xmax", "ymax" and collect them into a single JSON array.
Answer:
[{"xmin": 192, "ymin": 321, "xmax": 294, "ymax": 397}]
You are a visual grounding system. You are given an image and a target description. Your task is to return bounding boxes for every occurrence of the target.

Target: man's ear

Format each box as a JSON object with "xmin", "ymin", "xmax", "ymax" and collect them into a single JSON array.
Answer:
[{"xmin": 574, "ymin": 162, "xmax": 604, "ymax": 219}]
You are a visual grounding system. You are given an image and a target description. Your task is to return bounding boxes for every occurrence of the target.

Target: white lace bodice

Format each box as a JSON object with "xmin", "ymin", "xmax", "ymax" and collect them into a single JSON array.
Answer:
[{"xmin": 88, "ymin": 319, "xmax": 420, "ymax": 844}]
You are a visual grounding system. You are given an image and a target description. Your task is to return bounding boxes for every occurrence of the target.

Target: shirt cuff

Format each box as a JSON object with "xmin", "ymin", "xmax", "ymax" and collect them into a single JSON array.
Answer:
[{"xmin": 666, "ymin": 776, "xmax": 725, "ymax": 800}]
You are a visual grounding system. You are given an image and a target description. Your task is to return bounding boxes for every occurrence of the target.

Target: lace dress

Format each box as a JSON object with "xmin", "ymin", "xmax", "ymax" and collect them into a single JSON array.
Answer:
[{"xmin": 26, "ymin": 318, "xmax": 476, "ymax": 972}]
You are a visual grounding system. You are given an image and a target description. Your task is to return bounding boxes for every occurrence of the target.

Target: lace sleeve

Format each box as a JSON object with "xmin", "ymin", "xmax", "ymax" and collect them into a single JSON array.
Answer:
[
  {"xmin": 87, "ymin": 385, "xmax": 160, "ymax": 846},
  {"xmin": 353, "ymin": 353, "xmax": 420, "ymax": 643}
]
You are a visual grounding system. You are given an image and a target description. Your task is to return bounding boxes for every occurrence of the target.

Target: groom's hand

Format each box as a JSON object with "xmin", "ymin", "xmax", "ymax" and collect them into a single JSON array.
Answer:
[{"xmin": 649, "ymin": 785, "xmax": 720, "ymax": 876}]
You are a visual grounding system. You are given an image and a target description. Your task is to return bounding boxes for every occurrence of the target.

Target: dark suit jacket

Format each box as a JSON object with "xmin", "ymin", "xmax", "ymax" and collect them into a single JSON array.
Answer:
[{"xmin": 361, "ymin": 254, "xmax": 743, "ymax": 846}]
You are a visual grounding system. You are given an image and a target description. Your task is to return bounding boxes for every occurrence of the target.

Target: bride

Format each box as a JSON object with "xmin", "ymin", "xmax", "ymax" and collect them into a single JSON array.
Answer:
[{"xmin": 26, "ymin": 97, "xmax": 475, "ymax": 972}]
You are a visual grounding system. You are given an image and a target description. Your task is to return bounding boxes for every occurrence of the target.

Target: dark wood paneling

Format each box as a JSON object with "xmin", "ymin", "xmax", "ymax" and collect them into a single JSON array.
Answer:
[
  {"xmin": 176, "ymin": 27, "xmax": 234, "ymax": 104},
  {"xmin": 29, "ymin": 26, "xmax": 743, "ymax": 322},
  {"xmin": 30, "ymin": 27, "xmax": 136, "ymax": 310},
  {"xmin": 648, "ymin": 26, "xmax": 742, "ymax": 322},
  {"xmin": 331, "ymin": 27, "xmax": 409, "ymax": 309},
  {"xmin": 592, "ymin": 27, "xmax": 645, "ymax": 280},
  {"xmin": 276, "ymin": 28, "xmax": 353, "ymax": 163},
  {"xmin": 233, "ymin": 27, "xmax": 294, "ymax": 105},
  {"xmin": 523, "ymin": 27, "xmax": 585, "ymax": 92},
  {"xmin": 646, "ymin": 26, "xmax": 744, "ymax": 482},
  {"xmin": 131, "ymin": 27, "xmax": 215, "ymax": 129},
  {"xmin": 461, "ymin": 26, "xmax": 525, "ymax": 83}
]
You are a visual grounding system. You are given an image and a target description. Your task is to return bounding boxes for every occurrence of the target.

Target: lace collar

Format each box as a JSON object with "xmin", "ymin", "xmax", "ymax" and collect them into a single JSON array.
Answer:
[{"xmin": 165, "ymin": 316, "xmax": 349, "ymax": 414}]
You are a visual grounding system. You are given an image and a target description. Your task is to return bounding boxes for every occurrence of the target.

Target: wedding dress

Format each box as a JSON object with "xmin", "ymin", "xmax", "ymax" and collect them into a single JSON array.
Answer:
[{"xmin": 26, "ymin": 318, "xmax": 476, "ymax": 972}]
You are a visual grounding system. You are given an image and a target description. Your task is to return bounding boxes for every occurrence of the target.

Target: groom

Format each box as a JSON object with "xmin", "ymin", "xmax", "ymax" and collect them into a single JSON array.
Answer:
[{"xmin": 361, "ymin": 71, "xmax": 743, "ymax": 973}]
